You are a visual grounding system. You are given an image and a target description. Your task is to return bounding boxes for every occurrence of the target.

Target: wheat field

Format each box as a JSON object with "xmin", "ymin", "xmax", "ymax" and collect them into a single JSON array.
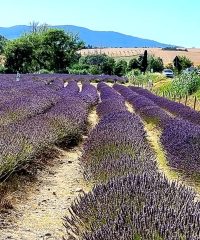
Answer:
[{"xmin": 79, "ymin": 48, "xmax": 200, "ymax": 66}]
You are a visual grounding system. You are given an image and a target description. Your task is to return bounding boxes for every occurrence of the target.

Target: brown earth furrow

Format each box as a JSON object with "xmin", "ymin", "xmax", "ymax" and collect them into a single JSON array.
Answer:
[{"xmin": 0, "ymin": 109, "xmax": 98, "ymax": 240}]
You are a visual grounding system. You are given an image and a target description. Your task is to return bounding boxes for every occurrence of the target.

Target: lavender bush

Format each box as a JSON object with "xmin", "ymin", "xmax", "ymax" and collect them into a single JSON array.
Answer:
[
  {"xmin": 82, "ymin": 111, "xmax": 156, "ymax": 182},
  {"xmin": 0, "ymin": 77, "xmax": 100, "ymax": 177},
  {"xmin": 130, "ymin": 86, "xmax": 200, "ymax": 126},
  {"xmin": 64, "ymin": 83, "xmax": 200, "ymax": 240},
  {"xmin": 79, "ymin": 82, "xmax": 99, "ymax": 107},
  {"xmin": 114, "ymin": 84, "xmax": 171, "ymax": 127},
  {"xmin": 65, "ymin": 173, "xmax": 200, "ymax": 240},
  {"xmin": 161, "ymin": 118, "xmax": 200, "ymax": 173}
]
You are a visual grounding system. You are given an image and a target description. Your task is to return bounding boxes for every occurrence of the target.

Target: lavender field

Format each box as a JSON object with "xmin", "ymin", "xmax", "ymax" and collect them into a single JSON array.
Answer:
[{"xmin": 0, "ymin": 74, "xmax": 200, "ymax": 240}]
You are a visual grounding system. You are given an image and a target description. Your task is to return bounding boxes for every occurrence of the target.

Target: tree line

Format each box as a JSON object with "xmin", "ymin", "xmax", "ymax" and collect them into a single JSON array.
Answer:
[{"xmin": 0, "ymin": 27, "xmax": 194, "ymax": 76}]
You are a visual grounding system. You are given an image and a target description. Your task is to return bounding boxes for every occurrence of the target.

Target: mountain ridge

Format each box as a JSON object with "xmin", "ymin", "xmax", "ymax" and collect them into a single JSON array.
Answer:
[{"xmin": 0, "ymin": 25, "xmax": 174, "ymax": 48}]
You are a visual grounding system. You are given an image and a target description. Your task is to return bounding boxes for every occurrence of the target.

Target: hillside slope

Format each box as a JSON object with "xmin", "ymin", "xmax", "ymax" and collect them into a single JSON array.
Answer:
[{"xmin": 0, "ymin": 25, "xmax": 173, "ymax": 48}]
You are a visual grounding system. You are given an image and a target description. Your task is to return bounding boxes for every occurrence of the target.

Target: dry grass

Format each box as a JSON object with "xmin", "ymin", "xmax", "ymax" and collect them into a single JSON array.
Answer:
[{"xmin": 79, "ymin": 48, "xmax": 200, "ymax": 66}]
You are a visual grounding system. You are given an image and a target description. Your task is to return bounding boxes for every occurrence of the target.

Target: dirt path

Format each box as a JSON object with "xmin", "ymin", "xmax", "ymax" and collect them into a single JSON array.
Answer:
[{"xmin": 0, "ymin": 109, "xmax": 98, "ymax": 240}]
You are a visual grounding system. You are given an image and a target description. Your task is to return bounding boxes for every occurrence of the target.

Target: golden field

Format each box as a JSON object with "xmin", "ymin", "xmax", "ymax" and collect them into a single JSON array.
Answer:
[{"xmin": 79, "ymin": 48, "xmax": 200, "ymax": 66}]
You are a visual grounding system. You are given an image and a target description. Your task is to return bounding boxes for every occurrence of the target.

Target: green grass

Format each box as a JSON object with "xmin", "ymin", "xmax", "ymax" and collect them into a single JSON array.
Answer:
[
  {"xmin": 128, "ymin": 72, "xmax": 169, "ymax": 86},
  {"xmin": 193, "ymin": 89, "xmax": 200, "ymax": 99}
]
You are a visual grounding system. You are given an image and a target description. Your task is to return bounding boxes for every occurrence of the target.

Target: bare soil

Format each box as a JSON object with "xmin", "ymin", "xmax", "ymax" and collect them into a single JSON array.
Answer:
[
  {"xmin": 0, "ymin": 147, "xmax": 90, "ymax": 240},
  {"xmin": 0, "ymin": 109, "xmax": 98, "ymax": 240}
]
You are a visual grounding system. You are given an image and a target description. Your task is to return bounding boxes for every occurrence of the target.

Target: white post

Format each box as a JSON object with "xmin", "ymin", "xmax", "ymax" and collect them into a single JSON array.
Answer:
[{"xmin": 16, "ymin": 71, "xmax": 20, "ymax": 81}]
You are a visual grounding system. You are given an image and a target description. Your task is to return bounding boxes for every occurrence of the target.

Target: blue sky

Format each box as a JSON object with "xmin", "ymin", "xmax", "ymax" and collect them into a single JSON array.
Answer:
[{"xmin": 0, "ymin": 0, "xmax": 199, "ymax": 47}]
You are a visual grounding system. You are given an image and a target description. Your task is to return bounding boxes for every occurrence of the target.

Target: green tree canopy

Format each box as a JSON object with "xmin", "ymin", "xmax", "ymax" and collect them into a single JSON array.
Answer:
[
  {"xmin": 5, "ymin": 36, "xmax": 34, "ymax": 72},
  {"xmin": 179, "ymin": 56, "xmax": 193, "ymax": 69},
  {"xmin": 147, "ymin": 56, "xmax": 164, "ymax": 72},
  {"xmin": 173, "ymin": 55, "xmax": 193, "ymax": 74},
  {"xmin": 114, "ymin": 60, "xmax": 127, "ymax": 76},
  {"xmin": 79, "ymin": 54, "xmax": 115, "ymax": 75},
  {"xmin": 4, "ymin": 29, "xmax": 84, "ymax": 73},
  {"xmin": 127, "ymin": 58, "xmax": 140, "ymax": 71}
]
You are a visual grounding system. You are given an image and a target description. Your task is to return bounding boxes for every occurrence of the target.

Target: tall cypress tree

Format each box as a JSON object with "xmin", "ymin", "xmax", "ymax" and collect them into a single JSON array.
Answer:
[
  {"xmin": 173, "ymin": 56, "xmax": 182, "ymax": 73},
  {"xmin": 141, "ymin": 50, "xmax": 148, "ymax": 74}
]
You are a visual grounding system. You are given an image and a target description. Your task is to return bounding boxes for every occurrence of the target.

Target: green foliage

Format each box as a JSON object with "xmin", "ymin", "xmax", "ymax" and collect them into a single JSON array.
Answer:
[
  {"xmin": 39, "ymin": 29, "xmax": 84, "ymax": 72},
  {"xmin": 126, "ymin": 69, "xmax": 141, "ymax": 78},
  {"xmin": 0, "ymin": 35, "xmax": 7, "ymax": 54},
  {"xmin": 173, "ymin": 56, "xmax": 182, "ymax": 73},
  {"xmin": 88, "ymin": 65, "xmax": 101, "ymax": 75},
  {"xmin": 147, "ymin": 56, "xmax": 164, "ymax": 72},
  {"xmin": 165, "ymin": 63, "xmax": 174, "ymax": 70},
  {"xmin": 153, "ymin": 80, "xmax": 173, "ymax": 95},
  {"xmin": 127, "ymin": 58, "xmax": 140, "ymax": 71},
  {"xmin": 79, "ymin": 54, "xmax": 115, "ymax": 75},
  {"xmin": 101, "ymin": 57, "xmax": 115, "ymax": 75},
  {"xmin": 172, "ymin": 73, "xmax": 200, "ymax": 95},
  {"xmin": 5, "ymin": 36, "xmax": 35, "ymax": 73},
  {"xmin": 153, "ymin": 73, "xmax": 200, "ymax": 97},
  {"xmin": 173, "ymin": 55, "xmax": 193, "ymax": 73},
  {"xmin": 140, "ymin": 50, "xmax": 148, "ymax": 73},
  {"xmin": 114, "ymin": 59, "xmax": 127, "ymax": 76},
  {"xmin": 4, "ymin": 29, "xmax": 84, "ymax": 73},
  {"xmin": 194, "ymin": 89, "xmax": 200, "ymax": 99},
  {"xmin": 129, "ymin": 72, "xmax": 167, "ymax": 85},
  {"xmin": 127, "ymin": 55, "xmax": 163, "ymax": 75},
  {"xmin": 68, "ymin": 63, "xmax": 89, "ymax": 74},
  {"xmin": 179, "ymin": 56, "xmax": 193, "ymax": 69},
  {"xmin": 38, "ymin": 69, "xmax": 54, "ymax": 74},
  {"xmin": 0, "ymin": 64, "xmax": 7, "ymax": 73},
  {"xmin": 68, "ymin": 68, "xmax": 89, "ymax": 75}
]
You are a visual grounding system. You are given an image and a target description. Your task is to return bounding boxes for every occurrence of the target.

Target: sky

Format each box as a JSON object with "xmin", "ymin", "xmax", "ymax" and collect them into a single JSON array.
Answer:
[{"xmin": 0, "ymin": 0, "xmax": 199, "ymax": 47}]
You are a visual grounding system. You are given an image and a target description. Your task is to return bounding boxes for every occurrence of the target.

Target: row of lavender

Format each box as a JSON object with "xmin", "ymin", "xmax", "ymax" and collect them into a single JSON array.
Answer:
[
  {"xmin": 0, "ymin": 79, "xmax": 63, "ymax": 126},
  {"xmin": 0, "ymin": 73, "xmax": 123, "ymax": 125},
  {"xmin": 0, "ymin": 81, "xmax": 98, "ymax": 178},
  {"xmin": 0, "ymin": 73, "xmax": 127, "ymax": 84},
  {"xmin": 0, "ymin": 78, "xmax": 99, "ymax": 126},
  {"xmin": 128, "ymin": 87, "xmax": 200, "ymax": 173},
  {"xmin": 130, "ymin": 86, "xmax": 200, "ymax": 126},
  {"xmin": 114, "ymin": 84, "xmax": 200, "ymax": 174},
  {"xmin": 64, "ymin": 83, "xmax": 200, "ymax": 240}
]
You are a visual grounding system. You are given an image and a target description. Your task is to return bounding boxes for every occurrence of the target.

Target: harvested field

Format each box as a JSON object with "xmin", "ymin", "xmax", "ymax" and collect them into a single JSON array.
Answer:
[{"xmin": 79, "ymin": 47, "xmax": 200, "ymax": 65}]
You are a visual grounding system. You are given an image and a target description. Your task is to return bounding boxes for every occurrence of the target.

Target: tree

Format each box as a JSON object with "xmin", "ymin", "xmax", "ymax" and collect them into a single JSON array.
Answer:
[
  {"xmin": 29, "ymin": 21, "xmax": 49, "ymax": 33},
  {"xmin": 5, "ymin": 36, "xmax": 34, "ymax": 73},
  {"xmin": 173, "ymin": 56, "xmax": 182, "ymax": 73},
  {"xmin": 114, "ymin": 60, "xmax": 127, "ymax": 76},
  {"xmin": 147, "ymin": 56, "xmax": 164, "ymax": 72},
  {"xmin": 4, "ymin": 29, "xmax": 84, "ymax": 73},
  {"xmin": 173, "ymin": 56, "xmax": 193, "ymax": 74},
  {"xmin": 179, "ymin": 56, "xmax": 193, "ymax": 69},
  {"xmin": 79, "ymin": 54, "xmax": 115, "ymax": 75},
  {"xmin": 89, "ymin": 65, "xmax": 101, "ymax": 75},
  {"xmin": 68, "ymin": 63, "xmax": 90, "ymax": 74},
  {"xmin": 140, "ymin": 50, "xmax": 148, "ymax": 74},
  {"xmin": 0, "ymin": 35, "xmax": 7, "ymax": 54},
  {"xmin": 165, "ymin": 63, "xmax": 174, "ymax": 70},
  {"xmin": 38, "ymin": 29, "xmax": 84, "ymax": 72},
  {"xmin": 101, "ymin": 57, "xmax": 115, "ymax": 75},
  {"xmin": 127, "ymin": 58, "xmax": 140, "ymax": 71}
]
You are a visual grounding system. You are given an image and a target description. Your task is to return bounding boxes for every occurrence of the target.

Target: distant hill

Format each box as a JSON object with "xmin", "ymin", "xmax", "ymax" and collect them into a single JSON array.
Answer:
[{"xmin": 0, "ymin": 25, "xmax": 174, "ymax": 48}]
